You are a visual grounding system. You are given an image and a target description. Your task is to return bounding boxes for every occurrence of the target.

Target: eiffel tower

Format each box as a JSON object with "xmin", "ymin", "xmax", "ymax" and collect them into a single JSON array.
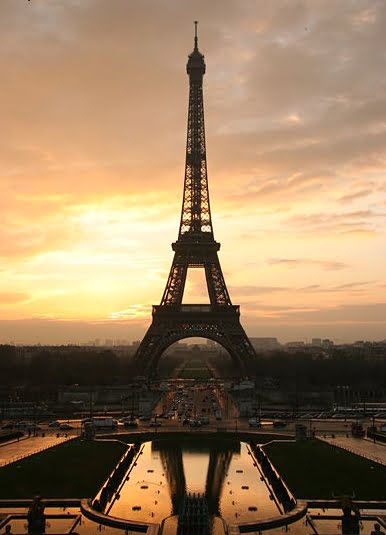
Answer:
[{"xmin": 133, "ymin": 23, "xmax": 256, "ymax": 377}]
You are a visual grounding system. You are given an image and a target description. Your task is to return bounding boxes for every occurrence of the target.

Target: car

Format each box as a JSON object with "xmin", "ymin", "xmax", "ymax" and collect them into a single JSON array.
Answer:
[
  {"xmin": 189, "ymin": 419, "xmax": 202, "ymax": 427},
  {"xmin": 273, "ymin": 421, "xmax": 287, "ymax": 428},
  {"xmin": 138, "ymin": 415, "xmax": 151, "ymax": 421},
  {"xmin": 15, "ymin": 421, "xmax": 32, "ymax": 428},
  {"xmin": 249, "ymin": 421, "xmax": 262, "ymax": 428},
  {"xmin": 59, "ymin": 424, "xmax": 74, "ymax": 431},
  {"xmin": 124, "ymin": 420, "xmax": 138, "ymax": 427},
  {"xmin": 248, "ymin": 417, "xmax": 261, "ymax": 426},
  {"xmin": 26, "ymin": 424, "xmax": 42, "ymax": 431},
  {"xmin": 48, "ymin": 421, "xmax": 61, "ymax": 428},
  {"xmin": 198, "ymin": 416, "xmax": 209, "ymax": 425},
  {"xmin": 149, "ymin": 421, "xmax": 162, "ymax": 427},
  {"xmin": 1, "ymin": 423, "xmax": 14, "ymax": 430},
  {"xmin": 120, "ymin": 416, "xmax": 135, "ymax": 423}
]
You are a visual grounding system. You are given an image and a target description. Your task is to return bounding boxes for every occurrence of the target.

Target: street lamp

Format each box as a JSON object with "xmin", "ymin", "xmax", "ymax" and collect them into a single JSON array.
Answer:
[{"xmin": 372, "ymin": 415, "xmax": 376, "ymax": 444}]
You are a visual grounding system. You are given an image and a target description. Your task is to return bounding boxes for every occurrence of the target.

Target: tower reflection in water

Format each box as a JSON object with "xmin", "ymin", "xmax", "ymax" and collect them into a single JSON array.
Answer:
[{"xmin": 154, "ymin": 439, "xmax": 239, "ymax": 516}]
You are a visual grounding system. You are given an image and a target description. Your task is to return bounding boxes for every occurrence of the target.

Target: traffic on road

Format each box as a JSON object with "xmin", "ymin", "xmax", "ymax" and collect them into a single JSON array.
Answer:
[{"xmin": 1, "ymin": 381, "xmax": 385, "ymax": 438}]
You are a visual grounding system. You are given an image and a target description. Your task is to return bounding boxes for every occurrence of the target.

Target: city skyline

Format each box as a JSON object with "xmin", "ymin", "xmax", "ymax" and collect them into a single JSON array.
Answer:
[{"xmin": 1, "ymin": 1, "xmax": 386, "ymax": 344}]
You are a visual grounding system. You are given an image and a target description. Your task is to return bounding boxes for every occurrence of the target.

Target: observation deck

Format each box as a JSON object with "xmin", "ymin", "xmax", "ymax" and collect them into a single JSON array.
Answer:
[{"xmin": 152, "ymin": 304, "xmax": 240, "ymax": 317}]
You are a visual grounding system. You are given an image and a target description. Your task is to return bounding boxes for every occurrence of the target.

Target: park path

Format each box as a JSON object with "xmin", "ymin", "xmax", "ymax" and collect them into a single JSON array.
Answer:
[
  {"xmin": 320, "ymin": 436, "xmax": 386, "ymax": 466},
  {"xmin": 0, "ymin": 435, "xmax": 74, "ymax": 467}
]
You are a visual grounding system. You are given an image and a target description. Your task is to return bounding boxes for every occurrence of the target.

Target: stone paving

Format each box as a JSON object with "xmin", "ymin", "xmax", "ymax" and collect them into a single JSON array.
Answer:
[
  {"xmin": 0, "ymin": 435, "xmax": 74, "ymax": 467},
  {"xmin": 320, "ymin": 436, "xmax": 386, "ymax": 465}
]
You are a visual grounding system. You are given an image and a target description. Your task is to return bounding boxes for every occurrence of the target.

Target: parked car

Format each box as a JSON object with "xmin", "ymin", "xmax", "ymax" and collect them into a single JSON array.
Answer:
[
  {"xmin": 48, "ymin": 421, "xmax": 61, "ymax": 428},
  {"xmin": 273, "ymin": 421, "xmax": 287, "ymax": 428},
  {"xmin": 26, "ymin": 424, "xmax": 42, "ymax": 431},
  {"xmin": 248, "ymin": 418, "xmax": 261, "ymax": 427},
  {"xmin": 120, "ymin": 416, "xmax": 135, "ymax": 423},
  {"xmin": 189, "ymin": 419, "xmax": 202, "ymax": 427},
  {"xmin": 15, "ymin": 421, "xmax": 32, "ymax": 428},
  {"xmin": 249, "ymin": 420, "xmax": 262, "ymax": 428},
  {"xmin": 59, "ymin": 424, "xmax": 74, "ymax": 431},
  {"xmin": 1, "ymin": 423, "xmax": 14, "ymax": 430},
  {"xmin": 149, "ymin": 421, "xmax": 162, "ymax": 427},
  {"xmin": 124, "ymin": 420, "xmax": 138, "ymax": 427},
  {"xmin": 198, "ymin": 416, "xmax": 210, "ymax": 425}
]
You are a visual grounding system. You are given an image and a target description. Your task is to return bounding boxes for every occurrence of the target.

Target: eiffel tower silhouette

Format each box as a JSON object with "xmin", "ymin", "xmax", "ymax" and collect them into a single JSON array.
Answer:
[{"xmin": 133, "ymin": 23, "xmax": 256, "ymax": 376}]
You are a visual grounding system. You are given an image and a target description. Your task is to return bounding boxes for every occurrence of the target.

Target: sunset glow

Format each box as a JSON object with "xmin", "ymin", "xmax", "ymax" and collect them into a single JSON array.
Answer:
[{"xmin": 1, "ymin": 1, "xmax": 385, "ymax": 344}]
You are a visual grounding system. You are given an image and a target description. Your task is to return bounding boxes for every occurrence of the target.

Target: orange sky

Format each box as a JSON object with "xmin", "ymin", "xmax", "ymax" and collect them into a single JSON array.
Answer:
[{"xmin": 1, "ymin": 1, "xmax": 385, "ymax": 344}]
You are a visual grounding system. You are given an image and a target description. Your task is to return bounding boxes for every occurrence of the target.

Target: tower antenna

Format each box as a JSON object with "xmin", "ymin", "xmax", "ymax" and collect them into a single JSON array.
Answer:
[{"xmin": 194, "ymin": 20, "xmax": 198, "ymax": 50}]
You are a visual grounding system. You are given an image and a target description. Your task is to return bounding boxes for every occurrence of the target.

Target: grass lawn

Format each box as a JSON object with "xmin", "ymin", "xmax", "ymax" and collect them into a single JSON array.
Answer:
[
  {"xmin": 179, "ymin": 368, "xmax": 212, "ymax": 379},
  {"xmin": 265, "ymin": 439, "xmax": 386, "ymax": 500},
  {"xmin": 0, "ymin": 438, "xmax": 127, "ymax": 499}
]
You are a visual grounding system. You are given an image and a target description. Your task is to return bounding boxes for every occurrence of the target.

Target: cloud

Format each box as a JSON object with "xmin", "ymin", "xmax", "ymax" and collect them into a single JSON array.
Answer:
[
  {"xmin": 268, "ymin": 258, "xmax": 348, "ymax": 271},
  {"xmin": 0, "ymin": 292, "xmax": 29, "ymax": 305},
  {"xmin": 0, "ymin": 317, "xmax": 148, "ymax": 345},
  {"xmin": 0, "ymin": 1, "xmax": 385, "ymax": 341},
  {"xmin": 2, "ymin": 301, "xmax": 384, "ymax": 345},
  {"xmin": 337, "ymin": 189, "xmax": 373, "ymax": 203},
  {"xmin": 282, "ymin": 210, "xmax": 385, "ymax": 235},
  {"xmin": 263, "ymin": 302, "xmax": 386, "ymax": 325},
  {"xmin": 107, "ymin": 304, "xmax": 151, "ymax": 321},
  {"xmin": 229, "ymin": 281, "xmax": 376, "ymax": 300},
  {"xmin": 229, "ymin": 285, "xmax": 289, "ymax": 296},
  {"xmin": 297, "ymin": 281, "xmax": 376, "ymax": 295}
]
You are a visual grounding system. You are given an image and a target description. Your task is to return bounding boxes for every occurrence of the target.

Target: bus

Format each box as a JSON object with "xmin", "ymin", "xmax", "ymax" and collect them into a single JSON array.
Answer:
[{"xmin": 82, "ymin": 417, "xmax": 118, "ymax": 429}]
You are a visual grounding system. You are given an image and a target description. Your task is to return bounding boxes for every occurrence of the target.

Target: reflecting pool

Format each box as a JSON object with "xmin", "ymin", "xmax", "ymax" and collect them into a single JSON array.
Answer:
[{"xmin": 107, "ymin": 438, "xmax": 280, "ymax": 529}]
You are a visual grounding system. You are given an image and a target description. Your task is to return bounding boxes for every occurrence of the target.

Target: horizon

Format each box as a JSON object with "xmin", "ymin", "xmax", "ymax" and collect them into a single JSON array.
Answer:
[{"xmin": 1, "ymin": 1, "xmax": 385, "ymax": 345}]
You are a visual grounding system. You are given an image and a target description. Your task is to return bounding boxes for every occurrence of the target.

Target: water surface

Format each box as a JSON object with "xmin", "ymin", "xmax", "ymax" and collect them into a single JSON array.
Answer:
[{"xmin": 108, "ymin": 438, "xmax": 280, "ymax": 527}]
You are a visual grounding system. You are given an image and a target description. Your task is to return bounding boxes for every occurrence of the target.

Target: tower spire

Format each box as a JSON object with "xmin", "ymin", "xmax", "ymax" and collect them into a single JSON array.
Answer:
[{"xmin": 194, "ymin": 20, "xmax": 198, "ymax": 50}]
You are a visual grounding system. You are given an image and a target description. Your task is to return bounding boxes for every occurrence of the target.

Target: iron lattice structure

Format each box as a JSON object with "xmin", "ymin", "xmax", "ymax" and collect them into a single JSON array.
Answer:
[{"xmin": 133, "ymin": 24, "xmax": 256, "ymax": 376}]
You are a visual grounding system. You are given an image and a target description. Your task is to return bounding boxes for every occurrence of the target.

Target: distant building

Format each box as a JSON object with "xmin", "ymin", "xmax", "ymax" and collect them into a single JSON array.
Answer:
[
  {"xmin": 286, "ymin": 341, "xmax": 305, "ymax": 348},
  {"xmin": 231, "ymin": 380, "xmax": 255, "ymax": 391},
  {"xmin": 322, "ymin": 339, "xmax": 334, "ymax": 348},
  {"xmin": 311, "ymin": 338, "xmax": 322, "ymax": 346},
  {"xmin": 250, "ymin": 337, "xmax": 280, "ymax": 351}
]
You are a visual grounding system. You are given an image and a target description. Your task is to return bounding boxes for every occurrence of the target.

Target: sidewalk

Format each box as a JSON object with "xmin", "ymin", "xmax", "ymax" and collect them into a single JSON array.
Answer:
[
  {"xmin": 320, "ymin": 436, "xmax": 386, "ymax": 466},
  {"xmin": 0, "ymin": 435, "xmax": 74, "ymax": 467}
]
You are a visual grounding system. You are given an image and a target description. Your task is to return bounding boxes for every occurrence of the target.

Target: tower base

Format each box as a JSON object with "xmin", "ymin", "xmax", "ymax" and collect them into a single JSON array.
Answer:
[{"xmin": 133, "ymin": 304, "xmax": 256, "ymax": 377}]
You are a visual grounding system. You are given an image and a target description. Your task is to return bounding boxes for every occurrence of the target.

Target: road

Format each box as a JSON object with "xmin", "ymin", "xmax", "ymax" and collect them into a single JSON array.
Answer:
[{"xmin": 0, "ymin": 414, "xmax": 383, "ymax": 469}]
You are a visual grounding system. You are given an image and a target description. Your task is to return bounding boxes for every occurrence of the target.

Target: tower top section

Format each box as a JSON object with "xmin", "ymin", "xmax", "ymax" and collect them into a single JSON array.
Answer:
[{"xmin": 187, "ymin": 21, "xmax": 205, "ymax": 80}]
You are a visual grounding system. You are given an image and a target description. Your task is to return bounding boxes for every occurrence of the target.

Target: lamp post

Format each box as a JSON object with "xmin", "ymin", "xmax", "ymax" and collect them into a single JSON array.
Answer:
[
  {"xmin": 89, "ymin": 385, "xmax": 93, "ymax": 420},
  {"xmin": 372, "ymin": 415, "xmax": 376, "ymax": 444}
]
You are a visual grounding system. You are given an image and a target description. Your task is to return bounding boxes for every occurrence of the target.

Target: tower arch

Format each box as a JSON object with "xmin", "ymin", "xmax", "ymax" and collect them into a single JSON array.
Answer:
[{"xmin": 142, "ymin": 331, "xmax": 244, "ymax": 377}]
